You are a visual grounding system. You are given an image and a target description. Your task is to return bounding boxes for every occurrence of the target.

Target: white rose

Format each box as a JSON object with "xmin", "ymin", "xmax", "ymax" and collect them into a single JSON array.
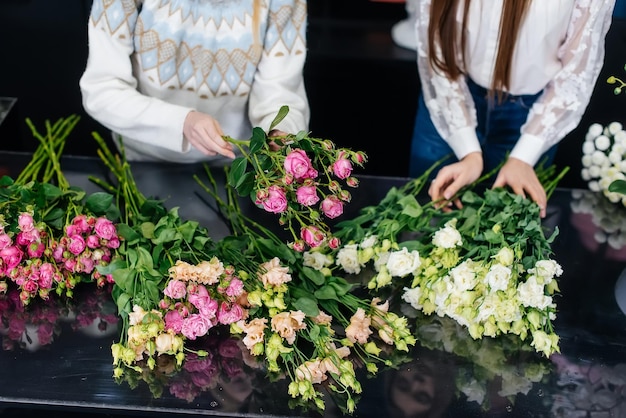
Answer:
[
  {"xmin": 303, "ymin": 251, "xmax": 333, "ymax": 271},
  {"xmin": 485, "ymin": 264, "xmax": 512, "ymax": 291},
  {"xmin": 449, "ymin": 260, "xmax": 478, "ymax": 291},
  {"xmin": 401, "ymin": 286, "xmax": 423, "ymax": 310},
  {"xmin": 386, "ymin": 247, "xmax": 421, "ymax": 277},
  {"xmin": 335, "ymin": 244, "xmax": 362, "ymax": 274},
  {"xmin": 360, "ymin": 235, "xmax": 378, "ymax": 249},
  {"xmin": 532, "ymin": 260, "xmax": 562, "ymax": 280},
  {"xmin": 432, "ymin": 221, "xmax": 462, "ymax": 248}
]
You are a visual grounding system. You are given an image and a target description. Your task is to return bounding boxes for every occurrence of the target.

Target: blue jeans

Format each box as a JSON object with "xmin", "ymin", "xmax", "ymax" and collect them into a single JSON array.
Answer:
[{"xmin": 408, "ymin": 78, "xmax": 557, "ymax": 178}]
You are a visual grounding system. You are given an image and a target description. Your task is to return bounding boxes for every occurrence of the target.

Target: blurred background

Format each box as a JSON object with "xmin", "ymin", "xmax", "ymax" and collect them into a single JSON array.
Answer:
[{"xmin": 0, "ymin": 0, "xmax": 625, "ymax": 187}]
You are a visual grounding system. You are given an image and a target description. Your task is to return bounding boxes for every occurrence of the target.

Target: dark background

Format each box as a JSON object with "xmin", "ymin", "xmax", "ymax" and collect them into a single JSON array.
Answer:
[{"xmin": 1, "ymin": 0, "xmax": 626, "ymax": 187}]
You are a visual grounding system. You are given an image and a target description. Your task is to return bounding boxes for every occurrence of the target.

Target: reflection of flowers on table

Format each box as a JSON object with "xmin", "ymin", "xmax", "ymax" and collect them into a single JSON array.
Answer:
[
  {"xmin": 0, "ymin": 289, "xmax": 67, "ymax": 351},
  {"xmin": 409, "ymin": 312, "xmax": 551, "ymax": 411},
  {"xmin": 550, "ymin": 353, "xmax": 626, "ymax": 417},
  {"xmin": 570, "ymin": 189, "xmax": 626, "ymax": 259}
]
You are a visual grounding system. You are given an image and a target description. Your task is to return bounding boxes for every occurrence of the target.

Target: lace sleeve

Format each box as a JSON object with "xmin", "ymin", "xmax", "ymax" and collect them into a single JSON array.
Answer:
[
  {"xmin": 415, "ymin": 0, "xmax": 482, "ymax": 160},
  {"xmin": 513, "ymin": 0, "xmax": 616, "ymax": 166}
]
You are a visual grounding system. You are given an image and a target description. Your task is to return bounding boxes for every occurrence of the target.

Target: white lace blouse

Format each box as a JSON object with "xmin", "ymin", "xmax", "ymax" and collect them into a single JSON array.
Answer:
[{"xmin": 415, "ymin": 0, "xmax": 616, "ymax": 166}]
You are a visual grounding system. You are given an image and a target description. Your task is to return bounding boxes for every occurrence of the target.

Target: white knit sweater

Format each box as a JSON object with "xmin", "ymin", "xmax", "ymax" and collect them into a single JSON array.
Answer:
[{"xmin": 80, "ymin": 0, "xmax": 310, "ymax": 163}]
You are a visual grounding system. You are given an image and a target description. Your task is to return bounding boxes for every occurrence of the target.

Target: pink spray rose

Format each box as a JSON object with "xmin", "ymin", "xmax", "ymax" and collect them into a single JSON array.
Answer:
[
  {"xmin": 164, "ymin": 279, "xmax": 187, "ymax": 300},
  {"xmin": 164, "ymin": 310, "xmax": 185, "ymax": 333},
  {"xmin": 261, "ymin": 185, "xmax": 288, "ymax": 214},
  {"xmin": 320, "ymin": 195, "xmax": 344, "ymax": 219},
  {"xmin": 217, "ymin": 302, "xmax": 244, "ymax": 325},
  {"xmin": 296, "ymin": 185, "xmax": 320, "ymax": 206},
  {"xmin": 94, "ymin": 218, "xmax": 117, "ymax": 240},
  {"xmin": 300, "ymin": 225, "xmax": 326, "ymax": 248},
  {"xmin": 1, "ymin": 246, "xmax": 23, "ymax": 270},
  {"xmin": 67, "ymin": 235, "xmax": 86, "ymax": 255},
  {"xmin": 332, "ymin": 157, "xmax": 353, "ymax": 179},
  {"xmin": 17, "ymin": 213, "xmax": 34, "ymax": 231},
  {"xmin": 284, "ymin": 149, "xmax": 315, "ymax": 180},
  {"xmin": 181, "ymin": 314, "xmax": 213, "ymax": 340}
]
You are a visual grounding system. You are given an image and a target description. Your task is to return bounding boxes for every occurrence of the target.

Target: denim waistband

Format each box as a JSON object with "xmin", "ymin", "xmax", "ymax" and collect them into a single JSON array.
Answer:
[{"xmin": 466, "ymin": 77, "xmax": 542, "ymax": 101}]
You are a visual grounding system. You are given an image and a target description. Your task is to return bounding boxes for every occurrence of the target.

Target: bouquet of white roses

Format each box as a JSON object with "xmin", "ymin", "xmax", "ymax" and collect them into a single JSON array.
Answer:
[{"xmin": 321, "ymin": 166, "xmax": 565, "ymax": 357}]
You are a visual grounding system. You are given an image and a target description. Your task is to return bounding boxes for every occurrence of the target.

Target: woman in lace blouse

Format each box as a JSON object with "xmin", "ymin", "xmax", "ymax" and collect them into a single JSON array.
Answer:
[{"xmin": 409, "ymin": 0, "xmax": 615, "ymax": 217}]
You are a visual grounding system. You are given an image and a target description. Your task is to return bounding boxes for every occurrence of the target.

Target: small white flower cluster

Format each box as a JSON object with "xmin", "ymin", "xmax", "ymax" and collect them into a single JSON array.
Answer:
[
  {"xmin": 581, "ymin": 121, "xmax": 626, "ymax": 205},
  {"xmin": 570, "ymin": 189, "xmax": 626, "ymax": 249}
]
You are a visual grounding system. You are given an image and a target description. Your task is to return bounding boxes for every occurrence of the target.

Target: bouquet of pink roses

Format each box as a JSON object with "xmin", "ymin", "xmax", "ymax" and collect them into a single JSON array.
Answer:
[
  {"xmin": 225, "ymin": 106, "xmax": 367, "ymax": 251},
  {"xmin": 0, "ymin": 116, "xmax": 120, "ymax": 305}
]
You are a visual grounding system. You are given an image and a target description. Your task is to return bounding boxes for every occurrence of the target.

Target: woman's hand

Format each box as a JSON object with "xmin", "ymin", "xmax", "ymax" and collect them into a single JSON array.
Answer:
[
  {"xmin": 492, "ymin": 157, "xmax": 547, "ymax": 218},
  {"xmin": 183, "ymin": 111, "xmax": 236, "ymax": 159},
  {"xmin": 428, "ymin": 152, "xmax": 483, "ymax": 209}
]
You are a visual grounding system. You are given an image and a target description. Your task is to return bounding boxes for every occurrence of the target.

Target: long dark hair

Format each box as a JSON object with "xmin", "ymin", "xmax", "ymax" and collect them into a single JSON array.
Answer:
[{"xmin": 428, "ymin": 0, "xmax": 532, "ymax": 100}]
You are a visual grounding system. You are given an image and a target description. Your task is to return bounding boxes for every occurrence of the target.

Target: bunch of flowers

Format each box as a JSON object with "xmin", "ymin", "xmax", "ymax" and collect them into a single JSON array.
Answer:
[
  {"xmin": 224, "ymin": 106, "xmax": 366, "ymax": 251},
  {"xmin": 85, "ymin": 116, "xmax": 413, "ymax": 414},
  {"xmin": 409, "ymin": 311, "xmax": 551, "ymax": 410},
  {"xmin": 0, "ymin": 116, "xmax": 120, "ymax": 305},
  {"xmin": 198, "ymin": 169, "xmax": 416, "ymax": 413},
  {"xmin": 323, "ymin": 165, "xmax": 566, "ymax": 357},
  {"xmin": 111, "ymin": 258, "xmax": 247, "ymax": 372},
  {"xmin": 580, "ymin": 121, "xmax": 626, "ymax": 205}
]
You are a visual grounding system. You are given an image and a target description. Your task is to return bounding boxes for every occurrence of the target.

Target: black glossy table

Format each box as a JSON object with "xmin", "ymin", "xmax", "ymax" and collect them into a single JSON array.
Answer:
[{"xmin": 0, "ymin": 152, "xmax": 625, "ymax": 418}]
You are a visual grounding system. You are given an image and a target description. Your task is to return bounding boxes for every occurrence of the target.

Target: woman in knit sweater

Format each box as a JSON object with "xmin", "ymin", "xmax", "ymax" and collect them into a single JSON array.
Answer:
[{"xmin": 80, "ymin": 0, "xmax": 310, "ymax": 163}]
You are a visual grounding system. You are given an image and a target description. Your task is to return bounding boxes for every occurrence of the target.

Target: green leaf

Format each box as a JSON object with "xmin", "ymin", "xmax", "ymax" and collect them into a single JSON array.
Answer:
[
  {"xmin": 96, "ymin": 258, "xmax": 127, "ymax": 275},
  {"xmin": 314, "ymin": 285, "xmax": 338, "ymax": 300},
  {"xmin": 153, "ymin": 225, "xmax": 180, "ymax": 244},
  {"xmin": 117, "ymin": 223, "xmax": 141, "ymax": 243},
  {"xmin": 227, "ymin": 157, "xmax": 248, "ymax": 188},
  {"xmin": 301, "ymin": 266, "xmax": 326, "ymax": 286},
  {"xmin": 144, "ymin": 279, "xmax": 162, "ymax": 306},
  {"xmin": 609, "ymin": 179, "xmax": 626, "ymax": 195},
  {"xmin": 115, "ymin": 292, "xmax": 132, "ymax": 317},
  {"xmin": 0, "ymin": 176, "xmax": 14, "ymax": 187},
  {"xmin": 328, "ymin": 277, "xmax": 353, "ymax": 296},
  {"xmin": 235, "ymin": 171, "xmax": 256, "ymax": 197},
  {"xmin": 269, "ymin": 105, "xmax": 289, "ymax": 131},
  {"xmin": 250, "ymin": 127, "xmax": 267, "ymax": 154},
  {"xmin": 112, "ymin": 268, "xmax": 135, "ymax": 293},
  {"xmin": 43, "ymin": 207, "xmax": 65, "ymax": 226},
  {"xmin": 42, "ymin": 183, "xmax": 62, "ymax": 200},
  {"xmin": 136, "ymin": 247, "xmax": 155, "ymax": 271},
  {"xmin": 398, "ymin": 194, "xmax": 423, "ymax": 218},
  {"xmin": 292, "ymin": 296, "xmax": 320, "ymax": 317},
  {"xmin": 85, "ymin": 192, "xmax": 114, "ymax": 214},
  {"xmin": 178, "ymin": 220, "xmax": 199, "ymax": 242}
]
